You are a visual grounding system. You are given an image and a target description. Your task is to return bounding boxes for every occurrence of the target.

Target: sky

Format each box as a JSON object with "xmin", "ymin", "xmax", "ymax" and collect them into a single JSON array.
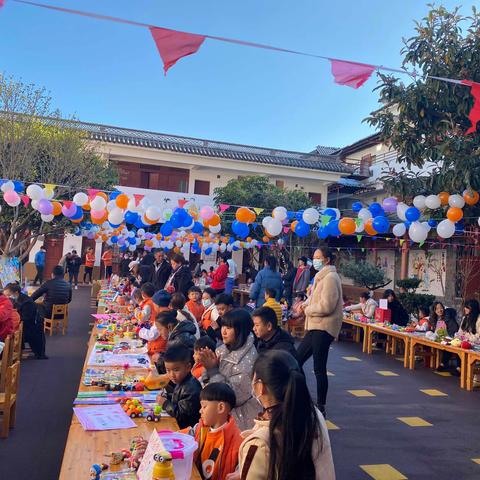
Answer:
[{"xmin": 0, "ymin": 0, "xmax": 477, "ymax": 152}]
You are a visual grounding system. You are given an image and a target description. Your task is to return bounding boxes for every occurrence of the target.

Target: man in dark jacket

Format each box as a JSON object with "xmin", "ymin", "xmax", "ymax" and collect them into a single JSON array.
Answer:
[
  {"xmin": 153, "ymin": 249, "xmax": 172, "ymax": 291},
  {"xmin": 31, "ymin": 265, "xmax": 72, "ymax": 319},
  {"xmin": 66, "ymin": 250, "xmax": 82, "ymax": 289},
  {"xmin": 252, "ymin": 306, "xmax": 298, "ymax": 360},
  {"xmin": 165, "ymin": 254, "xmax": 194, "ymax": 297},
  {"xmin": 4, "ymin": 283, "xmax": 47, "ymax": 359}
]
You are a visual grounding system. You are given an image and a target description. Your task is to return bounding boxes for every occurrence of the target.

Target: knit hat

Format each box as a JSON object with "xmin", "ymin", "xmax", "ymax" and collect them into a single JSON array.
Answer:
[{"xmin": 153, "ymin": 289, "xmax": 172, "ymax": 307}]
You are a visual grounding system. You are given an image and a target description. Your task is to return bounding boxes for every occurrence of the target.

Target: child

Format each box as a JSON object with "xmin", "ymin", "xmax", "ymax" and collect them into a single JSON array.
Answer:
[
  {"xmin": 263, "ymin": 288, "xmax": 282, "ymax": 325},
  {"xmin": 192, "ymin": 336, "xmax": 217, "ymax": 384},
  {"xmin": 171, "ymin": 292, "xmax": 201, "ymax": 339},
  {"xmin": 181, "ymin": 383, "xmax": 242, "ymax": 480},
  {"xmin": 138, "ymin": 283, "xmax": 166, "ymax": 357},
  {"xmin": 288, "ymin": 292, "xmax": 306, "ymax": 332},
  {"xmin": 156, "ymin": 344, "xmax": 201, "ymax": 429},
  {"xmin": 200, "ymin": 287, "xmax": 220, "ymax": 331},
  {"xmin": 415, "ymin": 306, "xmax": 432, "ymax": 331},
  {"xmin": 186, "ymin": 286, "xmax": 205, "ymax": 323},
  {"xmin": 139, "ymin": 283, "xmax": 157, "ymax": 325}
]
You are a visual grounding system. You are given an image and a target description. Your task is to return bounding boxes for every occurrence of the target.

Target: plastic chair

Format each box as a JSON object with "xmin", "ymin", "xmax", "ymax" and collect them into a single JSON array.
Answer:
[
  {"xmin": 44, "ymin": 304, "xmax": 69, "ymax": 336},
  {"xmin": 0, "ymin": 360, "xmax": 20, "ymax": 438}
]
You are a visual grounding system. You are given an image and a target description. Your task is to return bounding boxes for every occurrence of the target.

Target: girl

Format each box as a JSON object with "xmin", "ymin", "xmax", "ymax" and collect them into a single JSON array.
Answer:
[
  {"xmin": 383, "ymin": 289, "xmax": 409, "ymax": 326},
  {"xmin": 297, "ymin": 247, "xmax": 343, "ymax": 417},
  {"xmin": 199, "ymin": 309, "xmax": 258, "ymax": 430},
  {"xmin": 458, "ymin": 299, "xmax": 480, "ymax": 342},
  {"xmin": 288, "ymin": 292, "xmax": 306, "ymax": 332},
  {"xmin": 230, "ymin": 350, "xmax": 335, "ymax": 480},
  {"xmin": 292, "ymin": 256, "xmax": 311, "ymax": 296},
  {"xmin": 344, "ymin": 292, "xmax": 378, "ymax": 318},
  {"xmin": 415, "ymin": 306, "xmax": 432, "ymax": 331},
  {"xmin": 430, "ymin": 301, "xmax": 447, "ymax": 332},
  {"xmin": 211, "ymin": 255, "xmax": 229, "ymax": 295},
  {"xmin": 199, "ymin": 287, "xmax": 220, "ymax": 331}
]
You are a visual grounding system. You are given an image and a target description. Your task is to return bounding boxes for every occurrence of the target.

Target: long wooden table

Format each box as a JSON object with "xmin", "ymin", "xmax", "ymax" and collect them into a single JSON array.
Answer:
[
  {"xmin": 465, "ymin": 350, "xmax": 480, "ymax": 391},
  {"xmin": 59, "ymin": 322, "xmax": 202, "ymax": 479},
  {"xmin": 232, "ymin": 288, "xmax": 250, "ymax": 307},
  {"xmin": 342, "ymin": 317, "xmax": 370, "ymax": 353},
  {"xmin": 366, "ymin": 323, "xmax": 411, "ymax": 368}
]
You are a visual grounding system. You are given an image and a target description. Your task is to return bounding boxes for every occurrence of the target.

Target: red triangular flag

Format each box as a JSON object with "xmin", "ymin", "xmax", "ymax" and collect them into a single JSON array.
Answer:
[
  {"xmin": 63, "ymin": 200, "xmax": 74, "ymax": 209},
  {"xmin": 461, "ymin": 80, "xmax": 480, "ymax": 135},
  {"xmin": 150, "ymin": 27, "xmax": 206, "ymax": 75},
  {"xmin": 87, "ymin": 188, "xmax": 100, "ymax": 201},
  {"xmin": 219, "ymin": 204, "xmax": 230, "ymax": 213},
  {"xmin": 134, "ymin": 194, "xmax": 144, "ymax": 206},
  {"xmin": 329, "ymin": 59, "xmax": 376, "ymax": 89},
  {"xmin": 21, "ymin": 195, "xmax": 30, "ymax": 207},
  {"xmin": 178, "ymin": 199, "xmax": 187, "ymax": 208}
]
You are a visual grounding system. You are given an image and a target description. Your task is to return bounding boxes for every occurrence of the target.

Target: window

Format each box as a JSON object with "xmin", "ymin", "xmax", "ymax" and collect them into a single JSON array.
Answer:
[
  {"xmin": 178, "ymin": 180, "xmax": 188, "ymax": 193},
  {"xmin": 309, "ymin": 192, "xmax": 322, "ymax": 205},
  {"xmin": 275, "ymin": 180, "xmax": 285, "ymax": 188},
  {"xmin": 194, "ymin": 180, "xmax": 210, "ymax": 195}
]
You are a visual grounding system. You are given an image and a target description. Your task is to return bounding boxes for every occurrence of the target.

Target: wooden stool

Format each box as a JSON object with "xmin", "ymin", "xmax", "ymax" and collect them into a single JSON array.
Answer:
[
  {"xmin": 44, "ymin": 304, "xmax": 69, "ymax": 336},
  {"xmin": 0, "ymin": 360, "xmax": 20, "ymax": 438},
  {"xmin": 0, "ymin": 335, "xmax": 12, "ymax": 391}
]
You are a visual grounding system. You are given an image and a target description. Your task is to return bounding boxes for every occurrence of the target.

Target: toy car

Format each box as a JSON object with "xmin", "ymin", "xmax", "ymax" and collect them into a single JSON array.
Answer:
[
  {"xmin": 146, "ymin": 405, "xmax": 163, "ymax": 422},
  {"xmin": 119, "ymin": 398, "xmax": 144, "ymax": 418}
]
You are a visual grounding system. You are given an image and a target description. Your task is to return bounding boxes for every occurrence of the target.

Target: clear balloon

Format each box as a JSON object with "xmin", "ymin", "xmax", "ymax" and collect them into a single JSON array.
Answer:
[
  {"xmin": 26, "ymin": 184, "xmax": 44, "ymax": 200},
  {"xmin": 436, "ymin": 219, "xmax": 455, "ymax": 239},
  {"xmin": 392, "ymin": 223, "xmax": 406, "ymax": 237},
  {"xmin": 272, "ymin": 206, "xmax": 287, "ymax": 221},
  {"xmin": 302, "ymin": 208, "xmax": 320, "ymax": 225},
  {"xmin": 425, "ymin": 195, "xmax": 441, "ymax": 210},
  {"xmin": 448, "ymin": 194, "xmax": 465, "ymax": 209},
  {"xmin": 408, "ymin": 222, "xmax": 428, "ymax": 243},
  {"xmin": 413, "ymin": 195, "xmax": 426, "ymax": 210},
  {"xmin": 358, "ymin": 208, "xmax": 372, "ymax": 221},
  {"xmin": 73, "ymin": 192, "xmax": 88, "ymax": 206}
]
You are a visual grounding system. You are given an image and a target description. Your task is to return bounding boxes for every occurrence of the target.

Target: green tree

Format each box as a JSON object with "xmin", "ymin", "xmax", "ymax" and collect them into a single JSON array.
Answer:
[
  {"xmin": 396, "ymin": 278, "xmax": 436, "ymax": 317},
  {"xmin": 341, "ymin": 260, "xmax": 391, "ymax": 291},
  {"xmin": 0, "ymin": 74, "xmax": 118, "ymax": 260},
  {"xmin": 367, "ymin": 5, "xmax": 480, "ymax": 199}
]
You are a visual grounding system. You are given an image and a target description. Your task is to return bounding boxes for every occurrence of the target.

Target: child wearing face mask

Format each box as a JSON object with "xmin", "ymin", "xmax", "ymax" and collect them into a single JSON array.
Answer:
[{"xmin": 200, "ymin": 287, "xmax": 220, "ymax": 331}]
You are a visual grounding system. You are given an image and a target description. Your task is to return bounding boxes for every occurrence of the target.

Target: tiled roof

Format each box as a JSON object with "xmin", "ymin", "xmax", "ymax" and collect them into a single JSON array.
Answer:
[
  {"xmin": 43, "ymin": 117, "xmax": 352, "ymax": 174},
  {"xmin": 314, "ymin": 145, "xmax": 341, "ymax": 156}
]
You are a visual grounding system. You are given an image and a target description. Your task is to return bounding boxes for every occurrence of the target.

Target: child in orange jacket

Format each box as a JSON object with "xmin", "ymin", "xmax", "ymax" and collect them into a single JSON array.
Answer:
[
  {"xmin": 185, "ymin": 286, "xmax": 205, "ymax": 323},
  {"xmin": 138, "ymin": 283, "xmax": 165, "ymax": 356},
  {"xmin": 181, "ymin": 383, "xmax": 242, "ymax": 480}
]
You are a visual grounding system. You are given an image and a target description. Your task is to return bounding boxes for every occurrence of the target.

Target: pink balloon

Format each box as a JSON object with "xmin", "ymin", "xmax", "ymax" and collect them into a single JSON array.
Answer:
[
  {"xmin": 3, "ymin": 190, "xmax": 20, "ymax": 206},
  {"xmin": 37, "ymin": 198, "xmax": 53, "ymax": 215},
  {"xmin": 91, "ymin": 209, "xmax": 106, "ymax": 220},
  {"xmin": 200, "ymin": 206, "xmax": 214, "ymax": 220}
]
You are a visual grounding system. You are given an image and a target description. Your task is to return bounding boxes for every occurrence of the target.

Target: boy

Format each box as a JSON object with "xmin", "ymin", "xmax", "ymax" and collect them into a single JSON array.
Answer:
[
  {"xmin": 252, "ymin": 306, "xmax": 298, "ymax": 360},
  {"xmin": 192, "ymin": 336, "xmax": 216, "ymax": 384},
  {"xmin": 156, "ymin": 344, "xmax": 201, "ymax": 429},
  {"xmin": 181, "ymin": 383, "xmax": 242, "ymax": 480},
  {"xmin": 138, "ymin": 283, "xmax": 166, "ymax": 357},
  {"xmin": 263, "ymin": 288, "xmax": 282, "ymax": 325},
  {"xmin": 185, "ymin": 286, "xmax": 205, "ymax": 323}
]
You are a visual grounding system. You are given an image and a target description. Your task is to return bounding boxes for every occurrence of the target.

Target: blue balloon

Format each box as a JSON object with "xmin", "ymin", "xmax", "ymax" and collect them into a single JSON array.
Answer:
[
  {"xmin": 170, "ymin": 213, "xmax": 183, "ymax": 228},
  {"xmin": 229, "ymin": 237, "xmax": 236, "ymax": 244},
  {"xmin": 404, "ymin": 221, "xmax": 412, "ymax": 228},
  {"xmin": 405, "ymin": 207, "xmax": 420, "ymax": 222},
  {"xmin": 287, "ymin": 211, "xmax": 295, "ymax": 220},
  {"xmin": 296, "ymin": 210, "xmax": 305, "ymax": 221},
  {"xmin": 369, "ymin": 202, "xmax": 383, "ymax": 216},
  {"xmin": 128, "ymin": 236, "xmax": 136, "ymax": 245},
  {"xmin": 323, "ymin": 208, "xmax": 337, "ymax": 220},
  {"xmin": 317, "ymin": 226, "xmax": 329, "ymax": 239},
  {"xmin": 232, "ymin": 220, "xmax": 249, "ymax": 238},
  {"xmin": 174, "ymin": 208, "xmax": 188, "ymax": 221},
  {"xmin": 372, "ymin": 216, "xmax": 390, "ymax": 234},
  {"xmin": 109, "ymin": 190, "xmax": 121, "ymax": 200},
  {"xmin": 160, "ymin": 222, "xmax": 174, "ymax": 236},
  {"xmin": 111, "ymin": 236, "xmax": 118, "ymax": 244},
  {"xmin": 134, "ymin": 217, "xmax": 146, "ymax": 228},
  {"xmin": 119, "ymin": 244, "xmax": 127, "ymax": 251},
  {"xmin": 295, "ymin": 220, "xmax": 310, "ymax": 238},
  {"xmin": 205, "ymin": 248, "xmax": 212, "ymax": 255},
  {"xmin": 109, "ymin": 222, "xmax": 121, "ymax": 228},
  {"xmin": 182, "ymin": 214, "xmax": 193, "ymax": 228},
  {"xmin": 352, "ymin": 202, "xmax": 363, "ymax": 213},
  {"xmin": 327, "ymin": 220, "xmax": 341, "ymax": 237},
  {"xmin": 192, "ymin": 222, "xmax": 204, "ymax": 234},
  {"xmin": 125, "ymin": 211, "xmax": 139, "ymax": 224},
  {"xmin": 13, "ymin": 181, "xmax": 24, "ymax": 193},
  {"xmin": 428, "ymin": 219, "xmax": 437, "ymax": 228},
  {"xmin": 233, "ymin": 245, "xmax": 239, "ymax": 251},
  {"xmin": 71, "ymin": 205, "xmax": 83, "ymax": 220},
  {"xmin": 455, "ymin": 220, "xmax": 464, "ymax": 233}
]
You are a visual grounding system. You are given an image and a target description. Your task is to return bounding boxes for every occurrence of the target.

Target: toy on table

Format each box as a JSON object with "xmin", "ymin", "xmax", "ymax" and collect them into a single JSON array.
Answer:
[
  {"xmin": 119, "ymin": 398, "xmax": 144, "ymax": 418},
  {"xmin": 152, "ymin": 451, "xmax": 175, "ymax": 480},
  {"xmin": 127, "ymin": 436, "xmax": 149, "ymax": 470},
  {"xmin": 146, "ymin": 405, "xmax": 163, "ymax": 422},
  {"xmin": 144, "ymin": 368, "xmax": 170, "ymax": 390},
  {"xmin": 90, "ymin": 463, "xmax": 108, "ymax": 479}
]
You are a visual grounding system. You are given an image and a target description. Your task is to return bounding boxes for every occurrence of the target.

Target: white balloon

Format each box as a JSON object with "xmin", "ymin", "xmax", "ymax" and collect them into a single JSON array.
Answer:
[
  {"xmin": 43, "ymin": 187, "xmax": 55, "ymax": 200},
  {"xmin": 392, "ymin": 223, "xmax": 406, "ymax": 237},
  {"xmin": 437, "ymin": 219, "xmax": 455, "ymax": 239},
  {"xmin": 421, "ymin": 221, "xmax": 431, "ymax": 232},
  {"xmin": 1, "ymin": 181, "xmax": 14, "ymax": 193},
  {"xmin": 478, "ymin": 217, "xmax": 480, "ymax": 227},
  {"xmin": 137, "ymin": 228, "xmax": 146, "ymax": 237},
  {"xmin": 209, "ymin": 224, "xmax": 221, "ymax": 234},
  {"xmin": 413, "ymin": 195, "xmax": 426, "ymax": 209},
  {"xmin": 31, "ymin": 199, "xmax": 39, "ymax": 210},
  {"xmin": 262, "ymin": 216, "xmax": 273, "ymax": 228},
  {"xmin": 448, "ymin": 194, "xmax": 465, "ymax": 209},
  {"xmin": 396, "ymin": 202, "xmax": 408, "ymax": 221},
  {"xmin": 41, "ymin": 213, "xmax": 54, "ymax": 222},
  {"xmin": 91, "ymin": 196, "xmax": 107, "ymax": 211},
  {"xmin": 425, "ymin": 194, "xmax": 441, "ymax": 210},
  {"xmin": 26, "ymin": 184, "xmax": 44, "ymax": 200},
  {"xmin": 106, "ymin": 200, "xmax": 116, "ymax": 212},
  {"xmin": 272, "ymin": 206, "xmax": 287, "ymax": 221},
  {"xmin": 408, "ymin": 221, "xmax": 428, "ymax": 243},
  {"xmin": 302, "ymin": 208, "xmax": 320, "ymax": 225},
  {"xmin": 166, "ymin": 241, "xmax": 174, "ymax": 249},
  {"xmin": 219, "ymin": 243, "xmax": 227, "ymax": 253},
  {"xmin": 128, "ymin": 244, "xmax": 137, "ymax": 252},
  {"xmin": 108, "ymin": 207, "xmax": 124, "ymax": 225},
  {"xmin": 332, "ymin": 208, "xmax": 341, "ymax": 220},
  {"xmin": 127, "ymin": 198, "xmax": 141, "ymax": 213},
  {"xmin": 73, "ymin": 192, "xmax": 88, "ymax": 206},
  {"xmin": 266, "ymin": 218, "xmax": 282, "ymax": 236},
  {"xmin": 140, "ymin": 197, "xmax": 152, "ymax": 209},
  {"xmin": 146, "ymin": 206, "xmax": 161, "ymax": 221},
  {"xmin": 358, "ymin": 208, "xmax": 372, "ymax": 221},
  {"xmin": 128, "ymin": 231, "xmax": 135, "ymax": 238},
  {"xmin": 355, "ymin": 219, "xmax": 365, "ymax": 233}
]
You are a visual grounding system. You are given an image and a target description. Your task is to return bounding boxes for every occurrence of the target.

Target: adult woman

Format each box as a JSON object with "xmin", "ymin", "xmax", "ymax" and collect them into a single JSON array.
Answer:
[
  {"xmin": 297, "ymin": 247, "xmax": 342, "ymax": 417},
  {"xmin": 230, "ymin": 350, "xmax": 334, "ymax": 480},
  {"xmin": 165, "ymin": 254, "xmax": 194, "ymax": 297},
  {"xmin": 344, "ymin": 292, "xmax": 378, "ymax": 318},
  {"xmin": 199, "ymin": 309, "xmax": 258, "ymax": 430},
  {"xmin": 211, "ymin": 255, "xmax": 229, "ymax": 294},
  {"xmin": 292, "ymin": 256, "xmax": 311, "ymax": 295},
  {"xmin": 199, "ymin": 287, "xmax": 219, "ymax": 331},
  {"xmin": 383, "ymin": 289, "xmax": 409, "ymax": 326},
  {"xmin": 282, "ymin": 261, "xmax": 296, "ymax": 308},
  {"xmin": 83, "ymin": 247, "xmax": 95, "ymax": 284},
  {"xmin": 249, "ymin": 256, "xmax": 283, "ymax": 308},
  {"xmin": 458, "ymin": 299, "xmax": 480, "ymax": 342}
]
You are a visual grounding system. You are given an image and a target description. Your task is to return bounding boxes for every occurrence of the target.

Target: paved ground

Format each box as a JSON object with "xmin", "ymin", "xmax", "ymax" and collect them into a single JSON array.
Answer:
[{"xmin": 1, "ymin": 290, "xmax": 480, "ymax": 479}]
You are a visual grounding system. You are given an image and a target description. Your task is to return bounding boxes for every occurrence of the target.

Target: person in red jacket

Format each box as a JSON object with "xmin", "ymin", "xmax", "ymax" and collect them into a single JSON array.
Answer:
[
  {"xmin": 0, "ymin": 291, "xmax": 15, "ymax": 341},
  {"xmin": 211, "ymin": 256, "xmax": 229, "ymax": 295}
]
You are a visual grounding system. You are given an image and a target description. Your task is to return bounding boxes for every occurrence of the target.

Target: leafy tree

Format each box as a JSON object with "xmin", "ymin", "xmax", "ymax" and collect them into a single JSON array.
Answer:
[
  {"xmin": 341, "ymin": 260, "xmax": 391, "ymax": 291},
  {"xmin": 0, "ymin": 74, "xmax": 118, "ymax": 260},
  {"xmin": 367, "ymin": 5, "xmax": 480, "ymax": 199},
  {"xmin": 396, "ymin": 278, "xmax": 436, "ymax": 317}
]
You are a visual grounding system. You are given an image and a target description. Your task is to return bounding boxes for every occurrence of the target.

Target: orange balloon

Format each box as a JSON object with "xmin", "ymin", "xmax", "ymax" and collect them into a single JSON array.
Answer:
[
  {"xmin": 290, "ymin": 220, "xmax": 298, "ymax": 232},
  {"xmin": 144, "ymin": 216, "xmax": 157, "ymax": 225},
  {"xmin": 463, "ymin": 190, "xmax": 479, "ymax": 206},
  {"xmin": 115, "ymin": 193, "xmax": 129, "ymax": 209},
  {"xmin": 96, "ymin": 192, "xmax": 108, "ymax": 202},
  {"xmin": 364, "ymin": 218, "xmax": 378, "ymax": 236},
  {"xmin": 207, "ymin": 213, "xmax": 221, "ymax": 227},
  {"xmin": 52, "ymin": 201, "xmax": 62, "ymax": 216},
  {"xmin": 438, "ymin": 191, "xmax": 450, "ymax": 206},
  {"xmin": 91, "ymin": 212, "xmax": 108, "ymax": 224},
  {"xmin": 145, "ymin": 239, "xmax": 153, "ymax": 247},
  {"xmin": 262, "ymin": 236, "xmax": 270, "ymax": 243},
  {"xmin": 247, "ymin": 209, "xmax": 257, "ymax": 223},
  {"xmin": 338, "ymin": 217, "xmax": 356, "ymax": 235},
  {"xmin": 71, "ymin": 216, "xmax": 83, "ymax": 224},
  {"xmin": 447, "ymin": 207, "xmax": 463, "ymax": 222},
  {"xmin": 236, "ymin": 207, "xmax": 251, "ymax": 223}
]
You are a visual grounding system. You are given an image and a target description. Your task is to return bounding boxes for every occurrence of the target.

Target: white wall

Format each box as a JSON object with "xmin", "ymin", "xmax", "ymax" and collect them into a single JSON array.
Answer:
[{"xmin": 408, "ymin": 250, "xmax": 446, "ymax": 297}]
